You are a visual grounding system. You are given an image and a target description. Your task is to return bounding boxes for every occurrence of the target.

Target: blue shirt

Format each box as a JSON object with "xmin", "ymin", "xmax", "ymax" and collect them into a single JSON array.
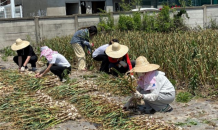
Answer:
[{"xmin": 70, "ymin": 29, "xmax": 91, "ymax": 51}]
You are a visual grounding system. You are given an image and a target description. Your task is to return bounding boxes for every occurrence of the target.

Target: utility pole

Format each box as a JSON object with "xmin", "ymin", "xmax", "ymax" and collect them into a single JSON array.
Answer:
[
  {"xmin": 10, "ymin": 0, "xmax": 15, "ymax": 18},
  {"xmin": 211, "ymin": 0, "xmax": 212, "ymax": 4}
]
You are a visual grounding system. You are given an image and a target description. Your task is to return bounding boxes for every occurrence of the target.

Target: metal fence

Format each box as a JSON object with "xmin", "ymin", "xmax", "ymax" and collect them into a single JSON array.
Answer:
[{"xmin": 0, "ymin": 4, "xmax": 22, "ymax": 18}]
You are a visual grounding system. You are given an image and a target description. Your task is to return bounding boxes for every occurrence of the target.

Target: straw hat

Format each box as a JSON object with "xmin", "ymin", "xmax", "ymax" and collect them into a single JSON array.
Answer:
[
  {"xmin": 130, "ymin": 56, "xmax": 160, "ymax": 73},
  {"xmin": 11, "ymin": 38, "xmax": 30, "ymax": 51},
  {"xmin": 105, "ymin": 42, "xmax": 129, "ymax": 58}
]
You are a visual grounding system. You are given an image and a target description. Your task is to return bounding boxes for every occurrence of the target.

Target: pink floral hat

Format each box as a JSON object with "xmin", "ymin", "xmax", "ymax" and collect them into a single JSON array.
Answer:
[{"xmin": 40, "ymin": 46, "xmax": 58, "ymax": 61}]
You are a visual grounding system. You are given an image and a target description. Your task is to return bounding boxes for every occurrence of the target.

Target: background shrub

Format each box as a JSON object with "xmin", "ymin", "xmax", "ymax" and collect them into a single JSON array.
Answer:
[
  {"xmin": 142, "ymin": 12, "xmax": 157, "ymax": 32},
  {"xmin": 118, "ymin": 15, "xmax": 136, "ymax": 30},
  {"xmin": 98, "ymin": 12, "xmax": 115, "ymax": 31},
  {"xmin": 156, "ymin": 5, "xmax": 174, "ymax": 32},
  {"xmin": 132, "ymin": 12, "xmax": 142, "ymax": 30}
]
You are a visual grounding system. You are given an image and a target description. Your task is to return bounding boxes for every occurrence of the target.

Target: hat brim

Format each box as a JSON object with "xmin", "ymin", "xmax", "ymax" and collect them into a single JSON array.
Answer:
[
  {"xmin": 130, "ymin": 64, "xmax": 160, "ymax": 73},
  {"xmin": 11, "ymin": 41, "xmax": 30, "ymax": 51},
  {"xmin": 105, "ymin": 45, "xmax": 129, "ymax": 58}
]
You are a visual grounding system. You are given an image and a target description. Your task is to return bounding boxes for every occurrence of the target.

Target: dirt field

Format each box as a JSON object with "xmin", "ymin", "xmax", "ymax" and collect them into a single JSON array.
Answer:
[{"xmin": 0, "ymin": 55, "xmax": 218, "ymax": 130}]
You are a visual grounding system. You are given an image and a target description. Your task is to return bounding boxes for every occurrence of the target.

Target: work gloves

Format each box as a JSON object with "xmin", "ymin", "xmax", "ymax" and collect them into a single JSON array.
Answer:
[
  {"xmin": 90, "ymin": 43, "xmax": 94, "ymax": 47},
  {"xmin": 87, "ymin": 50, "xmax": 91, "ymax": 54},
  {"xmin": 20, "ymin": 66, "xmax": 26, "ymax": 72},
  {"xmin": 123, "ymin": 99, "xmax": 132, "ymax": 110},
  {"xmin": 87, "ymin": 43, "xmax": 94, "ymax": 55},
  {"xmin": 134, "ymin": 90, "xmax": 143, "ymax": 99},
  {"xmin": 134, "ymin": 89, "xmax": 158, "ymax": 101},
  {"xmin": 130, "ymin": 75, "xmax": 135, "ymax": 79},
  {"xmin": 119, "ymin": 61, "xmax": 127, "ymax": 67}
]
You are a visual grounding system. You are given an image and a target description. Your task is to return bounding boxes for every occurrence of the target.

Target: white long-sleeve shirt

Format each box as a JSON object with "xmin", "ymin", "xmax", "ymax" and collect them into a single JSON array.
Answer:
[
  {"xmin": 49, "ymin": 53, "xmax": 71, "ymax": 67},
  {"xmin": 137, "ymin": 71, "xmax": 175, "ymax": 101},
  {"xmin": 92, "ymin": 44, "xmax": 109, "ymax": 58}
]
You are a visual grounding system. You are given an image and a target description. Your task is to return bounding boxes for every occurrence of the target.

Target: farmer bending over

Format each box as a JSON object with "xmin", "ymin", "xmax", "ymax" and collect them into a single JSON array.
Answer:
[
  {"xmin": 11, "ymin": 38, "xmax": 38, "ymax": 72},
  {"xmin": 92, "ymin": 39, "xmax": 119, "ymax": 74},
  {"xmin": 36, "ymin": 46, "xmax": 71, "ymax": 82},
  {"xmin": 105, "ymin": 42, "xmax": 135, "ymax": 78},
  {"xmin": 124, "ymin": 56, "xmax": 175, "ymax": 113},
  {"xmin": 70, "ymin": 26, "xmax": 97, "ymax": 71}
]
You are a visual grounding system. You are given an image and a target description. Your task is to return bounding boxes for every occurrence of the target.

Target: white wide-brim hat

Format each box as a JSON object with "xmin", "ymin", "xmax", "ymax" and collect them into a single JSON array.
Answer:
[
  {"xmin": 105, "ymin": 42, "xmax": 129, "ymax": 58},
  {"xmin": 11, "ymin": 38, "xmax": 30, "ymax": 51},
  {"xmin": 130, "ymin": 56, "xmax": 160, "ymax": 73}
]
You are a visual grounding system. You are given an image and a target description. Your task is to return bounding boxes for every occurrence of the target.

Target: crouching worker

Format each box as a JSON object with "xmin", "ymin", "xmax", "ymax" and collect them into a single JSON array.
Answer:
[
  {"xmin": 11, "ymin": 38, "xmax": 38, "ymax": 72},
  {"xmin": 105, "ymin": 42, "xmax": 135, "ymax": 77},
  {"xmin": 36, "ymin": 46, "xmax": 71, "ymax": 82},
  {"xmin": 92, "ymin": 39, "xmax": 119, "ymax": 73},
  {"xmin": 124, "ymin": 56, "xmax": 175, "ymax": 113}
]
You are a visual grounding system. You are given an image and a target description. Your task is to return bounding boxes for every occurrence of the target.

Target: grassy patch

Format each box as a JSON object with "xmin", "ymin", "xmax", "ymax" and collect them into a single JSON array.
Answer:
[
  {"xmin": 0, "ymin": 46, "xmax": 16, "ymax": 61},
  {"xmin": 176, "ymin": 92, "xmax": 194, "ymax": 103},
  {"xmin": 175, "ymin": 122, "xmax": 187, "ymax": 126},
  {"xmin": 202, "ymin": 119, "xmax": 217, "ymax": 127},
  {"xmin": 175, "ymin": 119, "xmax": 198, "ymax": 127}
]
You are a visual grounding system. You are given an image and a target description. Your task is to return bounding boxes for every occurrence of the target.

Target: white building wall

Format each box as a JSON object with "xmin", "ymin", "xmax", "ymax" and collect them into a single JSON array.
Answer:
[
  {"xmin": 183, "ymin": 8, "xmax": 204, "ymax": 28},
  {"xmin": 206, "ymin": 6, "xmax": 218, "ymax": 27}
]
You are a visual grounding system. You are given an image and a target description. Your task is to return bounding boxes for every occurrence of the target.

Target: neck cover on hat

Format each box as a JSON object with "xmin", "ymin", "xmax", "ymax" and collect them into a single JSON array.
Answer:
[
  {"xmin": 40, "ymin": 46, "xmax": 58, "ymax": 61},
  {"xmin": 137, "ymin": 71, "xmax": 156, "ymax": 91}
]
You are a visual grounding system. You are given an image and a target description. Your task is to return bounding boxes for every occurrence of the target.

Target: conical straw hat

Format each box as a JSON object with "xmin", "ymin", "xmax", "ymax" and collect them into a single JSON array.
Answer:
[
  {"xmin": 11, "ymin": 38, "xmax": 30, "ymax": 51},
  {"xmin": 130, "ymin": 56, "xmax": 160, "ymax": 73},
  {"xmin": 105, "ymin": 42, "xmax": 129, "ymax": 58}
]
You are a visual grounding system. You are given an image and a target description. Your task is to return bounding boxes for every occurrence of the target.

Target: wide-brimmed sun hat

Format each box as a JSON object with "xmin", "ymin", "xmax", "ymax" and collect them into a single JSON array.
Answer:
[
  {"xmin": 130, "ymin": 56, "xmax": 160, "ymax": 73},
  {"xmin": 11, "ymin": 38, "xmax": 30, "ymax": 51},
  {"xmin": 105, "ymin": 42, "xmax": 129, "ymax": 58}
]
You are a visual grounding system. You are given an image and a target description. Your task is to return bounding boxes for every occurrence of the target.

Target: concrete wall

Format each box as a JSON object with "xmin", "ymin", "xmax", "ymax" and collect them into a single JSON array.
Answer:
[
  {"xmin": 22, "ymin": 0, "xmax": 48, "ymax": 17},
  {"xmin": 39, "ymin": 17, "xmax": 75, "ymax": 40},
  {"xmin": 46, "ymin": 0, "xmax": 66, "ymax": 16},
  {"xmin": 78, "ymin": 14, "xmax": 99, "ymax": 28},
  {"xmin": 0, "ymin": 5, "xmax": 218, "ymax": 49},
  {"xmin": 183, "ymin": 7, "xmax": 204, "ymax": 28},
  {"xmin": 16, "ymin": 0, "xmax": 112, "ymax": 17},
  {"xmin": 0, "ymin": 18, "xmax": 36, "ymax": 48},
  {"xmin": 206, "ymin": 5, "xmax": 218, "ymax": 27},
  {"xmin": 15, "ymin": 0, "xmax": 22, "ymax": 5},
  {"xmin": 179, "ymin": 5, "xmax": 218, "ymax": 28},
  {"xmin": 0, "ymin": 14, "xmax": 99, "ymax": 49},
  {"xmin": 21, "ymin": 0, "xmax": 80, "ymax": 17}
]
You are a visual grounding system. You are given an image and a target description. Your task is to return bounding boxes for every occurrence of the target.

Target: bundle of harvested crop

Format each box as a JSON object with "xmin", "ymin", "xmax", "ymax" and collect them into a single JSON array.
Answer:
[
  {"xmin": 36, "ymin": 60, "xmax": 45, "ymax": 68},
  {"xmin": 128, "ymin": 115, "xmax": 179, "ymax": 130},
  {"xmin": 35, "ymin": 90, "xmax": 81, "ymax": 121},
  {"xmin": 42, "ymin": 75, "xmax": 61, "ymax": 87}
]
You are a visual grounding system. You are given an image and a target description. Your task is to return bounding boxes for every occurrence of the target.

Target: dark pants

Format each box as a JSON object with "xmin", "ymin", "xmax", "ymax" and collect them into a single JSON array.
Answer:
[
  {"xmin": 109, "ymin": 60, "xmax": 135, "ymax": 76},
  {"xmin": 47, "ymin": 63, "xmax": 71, "ymax": 81},
  {"xmin": 13, "ymin": 55, "xmax": 38, "ymax": 68},
  {"xmin": 93, "ymin": 54, "xmax": 110, "ymax": 73}
]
